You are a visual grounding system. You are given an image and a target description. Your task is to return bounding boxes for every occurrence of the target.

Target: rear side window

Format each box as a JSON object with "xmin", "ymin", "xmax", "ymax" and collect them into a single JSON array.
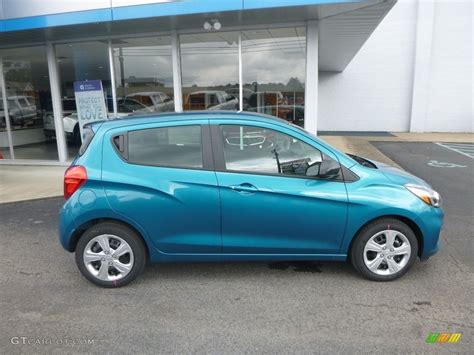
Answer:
[
  {"xmin": 128, "ymin": 125, "xmax": 203, "ymax": 169},
  {"xmin": 18, "ymin": 98, "xmax": 28, "ymax": 107},
  {"xmin": 136, "ymin": 95, "xmax": 153, "ymax": 107}
]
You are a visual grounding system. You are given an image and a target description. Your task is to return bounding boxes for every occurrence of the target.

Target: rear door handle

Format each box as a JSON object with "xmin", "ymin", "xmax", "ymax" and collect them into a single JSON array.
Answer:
[{"xmin": 228, "ymin": 183, "xmax": 258, "ymax": 193}]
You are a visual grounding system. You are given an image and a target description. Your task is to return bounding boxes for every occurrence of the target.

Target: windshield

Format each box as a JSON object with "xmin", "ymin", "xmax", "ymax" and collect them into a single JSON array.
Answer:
[
  {"xmin": 151, "ymin": 94, "xmax": 163, "ymax": 104},
  {"xmin": 288, "ymin": 122, "xmax": 358, "ymax": 166},
  {"xmin": 119, "ymin": 99, "xmax": 146, "ymax": 113}
]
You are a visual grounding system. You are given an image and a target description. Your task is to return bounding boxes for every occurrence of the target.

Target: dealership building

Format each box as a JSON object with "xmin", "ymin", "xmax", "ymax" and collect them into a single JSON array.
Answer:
[{"xmin": 0, "ymin": 0, "xmax": 472, "ymax": 164}]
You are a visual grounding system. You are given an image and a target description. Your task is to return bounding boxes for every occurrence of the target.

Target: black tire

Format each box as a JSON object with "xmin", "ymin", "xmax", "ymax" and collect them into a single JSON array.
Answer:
[
  {"xmin": 75, "ymin": 222, "xmax": 146, "ymax": 288},
  {"xmin": 350, "ymin": 218, "xmax": 418, "ymax": 281}
]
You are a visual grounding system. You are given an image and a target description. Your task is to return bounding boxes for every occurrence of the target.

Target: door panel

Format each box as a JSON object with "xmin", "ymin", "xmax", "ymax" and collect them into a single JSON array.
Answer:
[
  {"xmin": 102, "ymin": 121, "xmax": 221, "ymax": 254},
  {"xmin": 216, "ymin": 172, "xmax": 348, "ymax": 253},
  {"xmin": 213, "ymin": 122, "xmax": 348, "ymax": 254}
]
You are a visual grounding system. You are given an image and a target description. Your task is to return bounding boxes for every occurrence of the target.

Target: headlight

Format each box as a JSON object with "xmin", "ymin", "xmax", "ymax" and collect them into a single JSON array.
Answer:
[{"xmin": 405, "ymin": 184, "xmax": 441, "ymax": 207}]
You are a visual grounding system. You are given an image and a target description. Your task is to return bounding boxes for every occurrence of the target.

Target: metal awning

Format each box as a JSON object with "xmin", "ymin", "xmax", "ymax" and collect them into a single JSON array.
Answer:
[{"xmin": 0, "ymin": 0, "xmax": 396, "ymax": 72}]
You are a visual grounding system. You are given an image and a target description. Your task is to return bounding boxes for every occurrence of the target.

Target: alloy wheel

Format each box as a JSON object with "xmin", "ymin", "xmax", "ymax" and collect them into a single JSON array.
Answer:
[
  {"xmin": 363, "ymin": 230, "xmax": 412, "ymax": 276},
  {"xmin": 83, "ymin": 234, "xmax": 134, "ymax": 282}
]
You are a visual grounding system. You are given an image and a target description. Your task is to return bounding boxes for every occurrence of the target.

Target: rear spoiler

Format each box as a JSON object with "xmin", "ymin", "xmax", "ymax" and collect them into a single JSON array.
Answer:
[{"xmin": 83, "ymin": 121, "xmax": 105, "ymax": 134}]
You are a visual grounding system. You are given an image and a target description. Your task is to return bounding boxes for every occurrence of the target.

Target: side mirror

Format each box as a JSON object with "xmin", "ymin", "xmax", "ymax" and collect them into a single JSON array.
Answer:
[
  {"xmin": 305, "ymin": 162, "xmax": 320, "ymax": 177},
  {"xmin": 318, "ymin": 159, "xmax": 341, "ymax": 179}
]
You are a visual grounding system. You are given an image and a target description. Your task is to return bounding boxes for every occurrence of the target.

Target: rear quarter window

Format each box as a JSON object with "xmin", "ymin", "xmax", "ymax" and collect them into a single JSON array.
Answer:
[
  {"xmin": 127, "ymin": 125, "xmax": 203, "ymax": 169},
  {"xmin": 79, "ymin": 127, "xmax": 95, "ymax": 156}
]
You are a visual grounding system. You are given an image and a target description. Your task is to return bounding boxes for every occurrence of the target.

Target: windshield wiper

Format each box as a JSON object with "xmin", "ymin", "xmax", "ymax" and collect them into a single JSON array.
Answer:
[{"xmin": 272, "ymin": 148, "xmax": 281, "ymax": 173}]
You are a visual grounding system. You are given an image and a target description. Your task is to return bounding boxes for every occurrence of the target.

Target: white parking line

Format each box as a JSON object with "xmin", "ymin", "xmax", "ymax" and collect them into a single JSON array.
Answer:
[{"xmin": 436, "ymin": 142, "xmax": 474, "ymax": 159}]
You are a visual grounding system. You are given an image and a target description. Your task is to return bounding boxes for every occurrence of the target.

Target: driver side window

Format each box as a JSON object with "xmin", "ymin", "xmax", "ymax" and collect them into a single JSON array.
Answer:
[{"xmin": 220, "ymin": 125, "xmax": 327, "ymax": 177}]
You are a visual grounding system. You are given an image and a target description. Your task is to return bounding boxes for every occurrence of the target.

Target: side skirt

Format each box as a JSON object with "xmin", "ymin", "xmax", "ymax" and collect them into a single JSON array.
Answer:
[{"xmin": 149, "ymin": 252, "xmax": 347, "ymax": 263}]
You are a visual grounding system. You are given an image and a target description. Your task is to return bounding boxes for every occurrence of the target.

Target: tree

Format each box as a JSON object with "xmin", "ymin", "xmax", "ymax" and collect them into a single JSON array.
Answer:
[{"xmin": 286, "ymin": 77, "xmax": 304, "ymax": 91}]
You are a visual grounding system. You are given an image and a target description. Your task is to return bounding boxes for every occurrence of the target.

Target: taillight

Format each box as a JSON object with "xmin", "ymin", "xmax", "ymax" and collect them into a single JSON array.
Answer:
[{"xmin": 64, "ymin": 165, "xmax": 87, "ymax": 199}]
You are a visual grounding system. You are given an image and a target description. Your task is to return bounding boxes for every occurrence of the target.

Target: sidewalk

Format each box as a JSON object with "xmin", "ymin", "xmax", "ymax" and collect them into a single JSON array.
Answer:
[
  {"xmin": 0, "ymin": 132, "xmax": 472, "ymax": 204},
  {"xmin": 323, "ymin": 132, "xmax": 473, "ymax": 168},
  {"xmin": 0, "ymin": 165, "xmax": 66, "ymax": 204}
]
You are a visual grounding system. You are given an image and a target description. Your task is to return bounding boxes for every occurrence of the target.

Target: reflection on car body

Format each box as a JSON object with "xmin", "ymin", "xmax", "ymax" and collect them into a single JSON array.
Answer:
[{"xmin": 224, "ymin": 131, "xmax": 269, "ymax": 147}]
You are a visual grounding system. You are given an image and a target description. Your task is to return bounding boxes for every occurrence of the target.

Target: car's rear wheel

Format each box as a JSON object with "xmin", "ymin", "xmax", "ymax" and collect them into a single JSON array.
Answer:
[
  {"xmin": 350, "ymin": 219, "xmax": 418, "ymax": 281},
  {"xmin": 75, "ymin": 222, "xmax": 146, "ymax": 288}
]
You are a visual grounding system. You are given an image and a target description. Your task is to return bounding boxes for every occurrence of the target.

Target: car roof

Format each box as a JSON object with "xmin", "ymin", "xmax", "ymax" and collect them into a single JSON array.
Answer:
[
  {"xmin": 94, "ymin": 110, "xmax": 290, "ymax": 130},
  {"xmin": 187, "ymin": 90, "xmax": 225, "ymax": 95},
  {"xmin": 126, "ymin": 91, "xmax": 167, "ymax": 97}
]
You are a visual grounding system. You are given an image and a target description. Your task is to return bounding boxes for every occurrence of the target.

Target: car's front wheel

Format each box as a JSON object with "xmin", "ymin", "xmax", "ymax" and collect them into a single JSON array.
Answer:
[
  {"xmin": 350, "ymin": 219, "xmax": 418, "ymax": 281},
  {"xmin": 75, "ymin": 222, "xmax": 146, "ymax": 287}
]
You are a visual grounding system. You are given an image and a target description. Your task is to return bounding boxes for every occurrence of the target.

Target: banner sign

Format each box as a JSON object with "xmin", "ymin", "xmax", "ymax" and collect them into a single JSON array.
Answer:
[{"xmin": 73, "ymin": 80, "xmax": 108, "ymax": 142}]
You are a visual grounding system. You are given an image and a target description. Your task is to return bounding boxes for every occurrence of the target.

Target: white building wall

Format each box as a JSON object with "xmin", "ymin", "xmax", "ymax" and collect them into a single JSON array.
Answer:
[
  {"xmin": 423, "ymin": 0, "xmax": 473, "ymax": 132},
  {"xmin": 318, "ymin": 0, "xmax": 473, "ymax": 133},
  {"xmin": 318, "ymin": 0, "xmax": 418, "ymax": 132}
]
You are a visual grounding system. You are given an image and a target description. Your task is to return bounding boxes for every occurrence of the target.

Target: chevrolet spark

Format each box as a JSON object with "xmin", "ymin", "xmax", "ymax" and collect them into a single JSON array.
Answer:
[{"xmin": 59, "ymin": 112, "xmax": 443, "ymax": 287}]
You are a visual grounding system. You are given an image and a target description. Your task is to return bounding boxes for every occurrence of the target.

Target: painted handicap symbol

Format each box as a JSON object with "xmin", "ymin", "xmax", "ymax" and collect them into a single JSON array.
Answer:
[{"xmin": 428, "ymin": 160, "xmax": 467, "ymax": 168}]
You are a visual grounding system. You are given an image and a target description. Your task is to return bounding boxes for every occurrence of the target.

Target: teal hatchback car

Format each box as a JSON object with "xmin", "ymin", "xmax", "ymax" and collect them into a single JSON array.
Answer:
[{"xmin": 59, "ymin": 112, "xmax": 443, "ymax": 287}]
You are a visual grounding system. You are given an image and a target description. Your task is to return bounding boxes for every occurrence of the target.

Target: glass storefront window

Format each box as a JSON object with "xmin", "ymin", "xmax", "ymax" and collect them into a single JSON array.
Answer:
[
  {"xmin": 0, "ymin": 95, "xmax": 10, "ymax": 159},
  {"xmin": 0, "ymin": 46, "xmax": 57, "ymax": 160},
  {"xmin": 56, "ymin": 41, "xmax": 112, "ymax": 156},
  {"xmin": 0, "ymin": 26, "xmax": 308, "ymax": 163},
  {"xmin": 242, "ymin": 27, "xmax": 306, "ymax": 126},
  {"xmin": 113, "ymin": 36, "xmax": 174, "ymax": 115},
  {"xmin": 180, "ymin": 32, "xmax": 239, "ymax": 111}
]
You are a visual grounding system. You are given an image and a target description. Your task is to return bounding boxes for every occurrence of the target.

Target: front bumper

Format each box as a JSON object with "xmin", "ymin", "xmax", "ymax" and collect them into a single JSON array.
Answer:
[
  {"xmin": 415, "ymin": 206, "xmax": 444, "ymax": 260},
  {"xmin": 420, "ymin": 238, "xmax": 442, "ymax": 261}
]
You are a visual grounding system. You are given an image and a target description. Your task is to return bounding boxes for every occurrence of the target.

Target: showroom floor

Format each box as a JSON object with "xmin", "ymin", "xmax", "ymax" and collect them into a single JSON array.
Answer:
[{"xmin": 0, "ymin": 141, "xmax": 78, "ymax": 161}]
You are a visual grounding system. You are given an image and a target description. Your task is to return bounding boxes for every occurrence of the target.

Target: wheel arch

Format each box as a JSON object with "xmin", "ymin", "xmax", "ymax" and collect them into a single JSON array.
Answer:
[
  {"xmin": 347, "ymin": 215, "xmax": 424, "ymax": 259},
  {"xmin": 68, "ymin": 218, "xmax": 151, "ymax": 260}
]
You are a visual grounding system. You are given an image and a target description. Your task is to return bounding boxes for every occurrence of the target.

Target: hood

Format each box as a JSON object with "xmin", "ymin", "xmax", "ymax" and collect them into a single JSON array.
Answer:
[
  {"xmin": 368, "ymin": 158, "xmax": 431, "ymax": 188},
  {"xmin": 348, "ymin": 153, "xmax": 431, "ymax": 188}
]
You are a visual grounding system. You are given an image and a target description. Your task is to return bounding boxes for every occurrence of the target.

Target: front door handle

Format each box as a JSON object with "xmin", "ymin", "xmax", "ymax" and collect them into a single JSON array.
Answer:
[{"xmin": 228, "ymin": 183, "xmax": 258, "ymax": 193}]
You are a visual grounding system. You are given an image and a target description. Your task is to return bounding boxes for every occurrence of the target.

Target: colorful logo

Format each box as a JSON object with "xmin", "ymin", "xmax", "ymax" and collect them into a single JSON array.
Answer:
[{"xmin": 426, "ymin": 333, "xmax": 462, "ymax": 344}]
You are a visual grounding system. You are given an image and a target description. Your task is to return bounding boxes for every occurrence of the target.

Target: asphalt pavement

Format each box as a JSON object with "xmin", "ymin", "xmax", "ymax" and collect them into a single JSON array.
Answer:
[
  {"xmin": 1, "ymin": 142, "xmax": 473, "ymax": 354},
  {"xmin": 373, "ymin": 141, "xmax": 474, "ymax": 269}
]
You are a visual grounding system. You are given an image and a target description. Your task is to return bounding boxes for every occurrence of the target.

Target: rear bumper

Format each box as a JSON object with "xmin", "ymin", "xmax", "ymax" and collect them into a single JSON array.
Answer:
[{"xmin": 59, "ymin": 202, "xmax": 76, "ymax": 252}]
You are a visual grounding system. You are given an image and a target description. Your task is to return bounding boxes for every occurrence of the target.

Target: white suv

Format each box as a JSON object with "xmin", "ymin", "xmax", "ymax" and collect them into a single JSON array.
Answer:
[{"xmin": 43, "ymin": 98, "xmax": 151, "ymax": 144}]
